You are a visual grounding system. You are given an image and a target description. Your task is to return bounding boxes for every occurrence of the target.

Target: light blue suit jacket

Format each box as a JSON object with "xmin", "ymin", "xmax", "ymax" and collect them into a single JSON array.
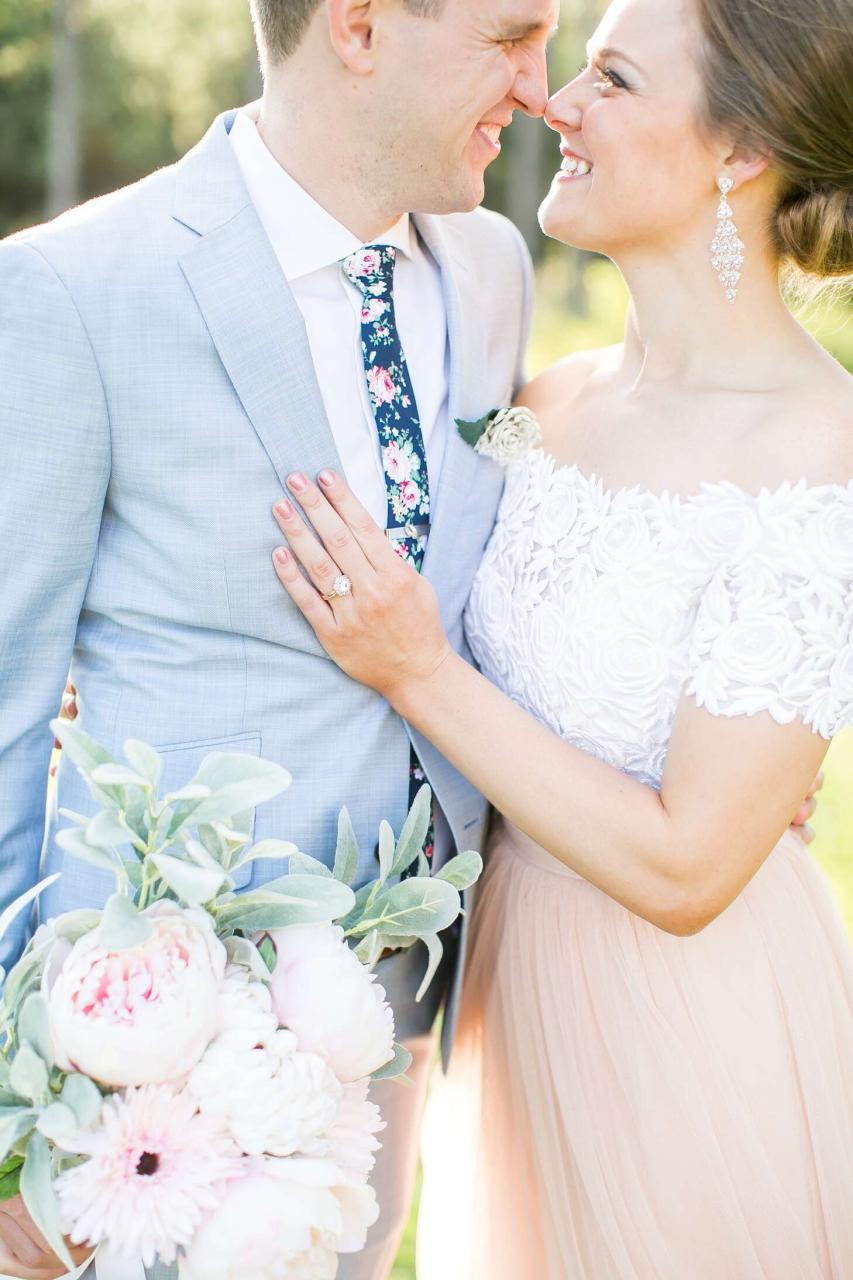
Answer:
[{"xmin": 0, "ymin": 110, "xmax": 533, "ymax": 1057}]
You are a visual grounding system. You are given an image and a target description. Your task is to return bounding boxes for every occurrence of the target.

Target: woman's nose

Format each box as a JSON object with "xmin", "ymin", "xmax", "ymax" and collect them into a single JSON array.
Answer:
[{"xmin": 545, "ymin": 81, "xmax": 585, "ymax": 133}]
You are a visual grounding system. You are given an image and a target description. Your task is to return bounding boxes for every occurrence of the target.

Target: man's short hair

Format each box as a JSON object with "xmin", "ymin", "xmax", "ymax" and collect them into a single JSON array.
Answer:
[{"xmin": 250, "ymin": 0, "xmax": 445, "ymax": 63}]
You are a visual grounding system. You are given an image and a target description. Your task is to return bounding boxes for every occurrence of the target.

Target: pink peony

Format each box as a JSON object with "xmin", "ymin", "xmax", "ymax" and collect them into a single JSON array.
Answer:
[
  {"xmin": 266, "ymin": 924, "xmax": 396, "ymax": 1082},
  {"xmin": 56, "ymin": 1084, "xmax": 241, "ymax": 1268},
  {"xmin": 367, "ymin": 366, "xmax": 397, "ymax": 406},
  {"xmin": 399, "ymin": 479, "xmax": 420, "ymax": 510},
  {"xmin": 46, "ymin": 902, "xmax": 226, "ymax": 1087}
]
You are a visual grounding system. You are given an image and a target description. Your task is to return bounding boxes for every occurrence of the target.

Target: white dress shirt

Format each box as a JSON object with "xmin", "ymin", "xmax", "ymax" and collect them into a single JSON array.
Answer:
[{"xmin": 229, "ymin": 110, "xmax": 450, "ymax": 527}]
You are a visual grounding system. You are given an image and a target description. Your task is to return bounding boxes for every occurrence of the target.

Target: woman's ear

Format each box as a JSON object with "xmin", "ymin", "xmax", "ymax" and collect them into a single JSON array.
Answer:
[
  {"xmin": 326, "ymin": 0, "xmax": 379, "ymax": 74},
  {"xmin": 719, "ymin": 140, "xmax": 771, "ymax": 193}
]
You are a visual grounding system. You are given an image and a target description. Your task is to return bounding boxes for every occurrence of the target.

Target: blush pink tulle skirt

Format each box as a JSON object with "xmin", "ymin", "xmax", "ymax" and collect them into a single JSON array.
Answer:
[{"xmin": 418, "ymin": 819, "xmax": 853, "ymax": 1279}]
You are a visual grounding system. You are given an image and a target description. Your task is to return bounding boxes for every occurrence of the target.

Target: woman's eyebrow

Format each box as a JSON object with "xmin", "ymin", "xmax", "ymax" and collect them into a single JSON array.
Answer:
[{"xmin": 588, "ymin": 43, "xmax": 645, "ymax": 73}]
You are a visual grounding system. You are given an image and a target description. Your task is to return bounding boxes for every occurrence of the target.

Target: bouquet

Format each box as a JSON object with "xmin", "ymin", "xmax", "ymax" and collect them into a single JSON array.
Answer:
[{"xmin": 0, "ymin": 720, "xmax": 482, "ymax": 1279}]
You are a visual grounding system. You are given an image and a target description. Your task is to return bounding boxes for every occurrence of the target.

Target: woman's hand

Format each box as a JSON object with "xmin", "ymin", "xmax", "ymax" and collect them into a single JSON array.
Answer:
[{"xmin": 271, "ymin": 469, "xmax": 452, "ymax": 703}]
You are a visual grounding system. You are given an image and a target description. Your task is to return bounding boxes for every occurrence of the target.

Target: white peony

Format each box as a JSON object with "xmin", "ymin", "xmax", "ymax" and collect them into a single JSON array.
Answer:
[
  {"xmin": 178, "ymin": 1156, "xmax": 379, "ymax": 1280},
  {"xmin": 266, "ymin": 925, "xmax": 396, "ymax": 1082},
  {"xmin": 324, "ymin": 1079, "xmax": 385, "ymax": 1182},
  {"xmin": 212, "ymin": 963, "xmax": 279, "ymax": 1051},
  {"xmin": 47, "ymin": 902, "xmax": 226, "ymax": 1087},
  {"xmin": 474, "ymin": 407, "xmax": 541, "ymax": 466},
  {"xmin": 187, "ymin": 1027, "xmax": 342, "ymax": 1158}
]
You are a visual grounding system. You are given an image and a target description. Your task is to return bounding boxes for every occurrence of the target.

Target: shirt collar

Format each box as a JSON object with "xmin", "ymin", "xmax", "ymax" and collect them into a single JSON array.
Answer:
[{"xmin": 229, "ymin": 110, "xmax": 412, "ymax": 282}]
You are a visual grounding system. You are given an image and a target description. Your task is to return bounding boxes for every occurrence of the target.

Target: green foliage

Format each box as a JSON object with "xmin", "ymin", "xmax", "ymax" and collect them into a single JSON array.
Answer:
[
  {"xmin": 0, "ymin": 1154, "xmax": 24, "ymax": 1201},
  {"xmin": 0, "ymin": 0, "xmax": 256, "ymax": 235}
]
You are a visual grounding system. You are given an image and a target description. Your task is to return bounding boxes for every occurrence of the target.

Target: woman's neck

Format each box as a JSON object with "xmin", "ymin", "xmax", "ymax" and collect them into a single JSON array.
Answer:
[{"xmin": 613, "ymin": 243, "xmax": 806, "ymax": 393}]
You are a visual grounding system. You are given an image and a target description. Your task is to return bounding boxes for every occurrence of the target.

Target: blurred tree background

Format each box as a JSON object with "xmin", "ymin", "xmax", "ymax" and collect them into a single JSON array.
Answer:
[{"xmin": 2, "ymin": 5, "xmax": 851, "ymax": 1275}]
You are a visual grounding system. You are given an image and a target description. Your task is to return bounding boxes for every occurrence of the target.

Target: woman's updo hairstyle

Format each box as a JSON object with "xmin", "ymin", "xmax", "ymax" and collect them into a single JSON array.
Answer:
[{"xmin": 695, "ymin": 0, "xmax": 853, "ymax": 280}]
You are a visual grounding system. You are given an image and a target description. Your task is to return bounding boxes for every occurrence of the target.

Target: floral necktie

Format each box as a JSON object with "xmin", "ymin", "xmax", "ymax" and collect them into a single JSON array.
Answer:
[{"xmin": 342, "ymin": 244, "xmax": 435, "ymax": 863}]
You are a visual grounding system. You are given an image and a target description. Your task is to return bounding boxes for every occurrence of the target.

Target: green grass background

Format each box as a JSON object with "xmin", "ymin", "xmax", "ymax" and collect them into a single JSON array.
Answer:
[{"xmin": 390, "ymin": 256, "xmax": 853, "ymax": 1279}]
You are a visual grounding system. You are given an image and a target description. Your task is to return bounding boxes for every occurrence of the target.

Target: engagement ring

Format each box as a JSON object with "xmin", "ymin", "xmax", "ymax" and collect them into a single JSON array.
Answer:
[{"xmin": 322, "ymin": 575, "xmax": 352, "ymax": 602}]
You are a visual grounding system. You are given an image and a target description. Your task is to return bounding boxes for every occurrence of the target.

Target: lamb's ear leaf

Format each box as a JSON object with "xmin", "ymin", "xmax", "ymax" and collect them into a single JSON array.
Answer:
[
  {"xmin": 60, "ymin": 1075, "xmax": 103, "ymax": 1129},
  {"xmin": 363, "ymin": 877, "xmax": 460, "ymax": 938},
  {"xmin": 36, "ymin": 1102, "xmax": 79, "ymax": 1145},
  {"xmin": 434, "ymin": 850, "xmax": 483, "ymax": 892},
  {"xmin": 0, "ymin": 1109, "xmax": 37, "ymax": 1165},
  {"xmin": 8, "ymin": 1045, "xmax": 49, "ymax": 1105},
  {"xmin": 123, "ymin": 739, "xmax": 164, "ymax": 790},
  {"xmin": 0, "ymin": 876, "xmax": 60, "ymax": 951},
  {"xmin": 415, "ymin": 933, "xmax": 444, "ymax": 1003},
  {"xmin": 287, "ymin": 851, "xmax": 333, "ymax": 878},
  {"xmin": 333, "ymin": 808, "xmax": 361, "ymax": 887},
  {"xmin": 391, "ymin": 786, "xmax": 432, "ymax": 878},
  {"xmin": 377, "ymin": 821, "xmax": 395, "ymax": 888},
  {"xmin": 97, "ymin": 895, "xmax": 153, "ymax": 950},
  {"xmin": 20, "ymin": 1132, "xmax": 74, "ymax": 1270},
  {"xmin": 371, "ymin": 1043, "xmax": 413, "ymax": 1082},
  {"xmin": 49, "ymin": 719, "xmax": 114, "ymax": 777},
  {"xmin": 17, "ymin": 996, "xmax": 52, "ymax": 1069},
  {"xmin": 150, "ymin": 854, "xmax": 227, "ymax": 907}
]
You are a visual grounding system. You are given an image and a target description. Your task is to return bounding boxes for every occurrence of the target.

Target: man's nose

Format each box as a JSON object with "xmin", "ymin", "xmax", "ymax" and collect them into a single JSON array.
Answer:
[{"xmin": 512, "ymin": 47, "xmax": 550, "ymax": 118}]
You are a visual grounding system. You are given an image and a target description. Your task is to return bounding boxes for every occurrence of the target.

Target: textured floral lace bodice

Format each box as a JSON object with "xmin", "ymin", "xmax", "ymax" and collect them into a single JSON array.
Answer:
[{"xmin": 465, "ymin": 450, "xmax": 853, "ymax": 789}]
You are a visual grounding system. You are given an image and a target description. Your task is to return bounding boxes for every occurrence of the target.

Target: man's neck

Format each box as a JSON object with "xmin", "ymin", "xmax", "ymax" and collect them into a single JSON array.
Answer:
[{"xmin": 254, "ymin": 90, "xmax": 406, "ymax": 243}]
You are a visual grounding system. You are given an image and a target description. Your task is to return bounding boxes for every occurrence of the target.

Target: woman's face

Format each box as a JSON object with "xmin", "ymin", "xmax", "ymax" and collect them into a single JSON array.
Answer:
[{"xmin": 539, "ymin": 0, "xmax": 724, "ymax": 258}]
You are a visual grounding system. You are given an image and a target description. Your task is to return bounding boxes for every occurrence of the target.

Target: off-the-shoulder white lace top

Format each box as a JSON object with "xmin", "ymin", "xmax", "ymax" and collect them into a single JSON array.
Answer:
[{"xmin": 464, "ymin": 450, "xmax": 853, "ymax": 789}]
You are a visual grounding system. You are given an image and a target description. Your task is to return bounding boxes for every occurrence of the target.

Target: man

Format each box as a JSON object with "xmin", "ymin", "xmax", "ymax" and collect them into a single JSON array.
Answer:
[{"xmin": 0, "ymin": 0, "xmax": 557, "ymax": 1274}]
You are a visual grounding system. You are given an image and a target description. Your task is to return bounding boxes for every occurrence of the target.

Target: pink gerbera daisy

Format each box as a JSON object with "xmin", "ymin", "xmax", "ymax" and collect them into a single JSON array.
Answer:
[{"xmin": 56, "ymin": 1085, "xmax": 243, "ymax": 1267}]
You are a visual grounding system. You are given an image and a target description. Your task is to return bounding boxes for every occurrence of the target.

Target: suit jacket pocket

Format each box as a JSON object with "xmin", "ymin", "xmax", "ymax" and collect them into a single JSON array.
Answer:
[{"xmin": 155, "ymin": 730, "xmax": 263, "ymax": 890}]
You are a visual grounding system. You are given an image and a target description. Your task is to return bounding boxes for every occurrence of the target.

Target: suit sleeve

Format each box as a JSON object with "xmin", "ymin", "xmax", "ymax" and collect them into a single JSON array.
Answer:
[{"xmin": 0, "ymin": 240, "xmax": 110, "ymax": 970}]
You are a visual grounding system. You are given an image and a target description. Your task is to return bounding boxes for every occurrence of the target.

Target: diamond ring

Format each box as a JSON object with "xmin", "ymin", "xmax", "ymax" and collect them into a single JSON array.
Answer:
[{"xmin": 321, "ymin": 575, "xmax": 352, "ymax": 602}]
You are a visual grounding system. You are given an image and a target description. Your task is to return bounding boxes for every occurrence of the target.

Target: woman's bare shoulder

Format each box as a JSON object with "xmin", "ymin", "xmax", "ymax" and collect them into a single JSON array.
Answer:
[
  {"xmin": 515, "ymin": 345, "xmax": 621, "ymax": 455},
  {"xmin": 516, "ymin": 345, "xmax": 621, "ymax": 416}
]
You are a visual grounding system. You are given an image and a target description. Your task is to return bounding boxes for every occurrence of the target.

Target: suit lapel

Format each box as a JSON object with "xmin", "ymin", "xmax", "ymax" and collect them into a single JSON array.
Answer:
[
  {"xmin": 174, "ymin": 113, "xmax": 342, "ymax": 495},
  {"xmin": 413, "ymin": 215, "xmax": 504, "ymax": 618}
]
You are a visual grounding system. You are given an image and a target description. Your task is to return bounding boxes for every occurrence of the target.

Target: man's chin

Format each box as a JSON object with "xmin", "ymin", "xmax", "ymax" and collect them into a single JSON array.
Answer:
[{"xmin": 413, "ymin": 171, "xmax": 486, "ymax": 217}]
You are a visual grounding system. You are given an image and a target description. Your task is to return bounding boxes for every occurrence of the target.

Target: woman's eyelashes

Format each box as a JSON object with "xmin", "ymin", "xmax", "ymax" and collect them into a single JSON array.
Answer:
[
  {"xmin": 577, "ymin": 60, "xmax": 630, "ymax": 91},
  {"xmin": 595, "ymin": 63, "xmax": 629, "ymax": 91}
]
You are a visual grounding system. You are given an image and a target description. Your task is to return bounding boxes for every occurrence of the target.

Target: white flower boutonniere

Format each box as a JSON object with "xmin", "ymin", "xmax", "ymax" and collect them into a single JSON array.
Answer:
[{"xmin": 456, "ymin": 406, "xmax": 542, "ymax": 466}]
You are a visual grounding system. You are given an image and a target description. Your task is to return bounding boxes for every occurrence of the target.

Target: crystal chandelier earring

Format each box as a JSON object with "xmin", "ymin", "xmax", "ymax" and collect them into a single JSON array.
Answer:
[{"xmin": 710, "ymin": 176, "xmax": 745, "ymax": 304}]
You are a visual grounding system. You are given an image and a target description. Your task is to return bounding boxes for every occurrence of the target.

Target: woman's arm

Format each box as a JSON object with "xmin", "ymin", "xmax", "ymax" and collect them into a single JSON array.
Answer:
[{"xmin": 272, "ymin": 470, "xmax": 828, "ymax": 935}]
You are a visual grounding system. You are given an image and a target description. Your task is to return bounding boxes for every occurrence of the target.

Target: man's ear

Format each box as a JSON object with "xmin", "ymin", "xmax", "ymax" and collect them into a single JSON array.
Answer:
[{"xmin": 326, "ymin": 0, "xmax": 378, "ymax": 74}]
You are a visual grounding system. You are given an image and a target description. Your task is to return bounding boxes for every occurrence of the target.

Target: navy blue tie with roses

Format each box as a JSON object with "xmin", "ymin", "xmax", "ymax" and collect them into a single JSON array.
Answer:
[{"xmin": 342, "ymin": 245, "xmax": 435, "ymax": 865}]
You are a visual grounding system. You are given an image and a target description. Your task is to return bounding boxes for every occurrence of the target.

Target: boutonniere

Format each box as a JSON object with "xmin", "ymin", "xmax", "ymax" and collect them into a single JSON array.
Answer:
[{"xmin": 455, "ymin": 406, "xmax": 541, "ymax": 467}]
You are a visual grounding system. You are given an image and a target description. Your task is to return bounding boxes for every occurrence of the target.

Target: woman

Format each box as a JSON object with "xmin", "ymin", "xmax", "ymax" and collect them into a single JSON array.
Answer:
[{"xmin": 270, "ymin": 0, "xmax": 853, "ymax": 1271}]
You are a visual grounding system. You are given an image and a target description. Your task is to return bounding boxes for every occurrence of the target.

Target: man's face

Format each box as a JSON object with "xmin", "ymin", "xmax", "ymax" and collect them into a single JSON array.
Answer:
[{"xmin": 373, "ymin": 0, "xmax": 559, "ymax": 215}]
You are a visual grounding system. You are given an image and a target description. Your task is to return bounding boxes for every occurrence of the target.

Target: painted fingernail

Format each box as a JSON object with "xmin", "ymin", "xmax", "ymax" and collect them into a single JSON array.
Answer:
[
  {"xmin": 274, "ymin": 547, "xmax": 291, "ymax": 565},
  {"xmin": 318, "ymin": 470, "xmax": 336, "ymax": 488},
  {"xmin": 276, "ymin": 499, "xmax": 294, "ymax": 519},
  {"xmin": 288, "ymin": 473, "xmax": 307, "ymax": 492}
]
